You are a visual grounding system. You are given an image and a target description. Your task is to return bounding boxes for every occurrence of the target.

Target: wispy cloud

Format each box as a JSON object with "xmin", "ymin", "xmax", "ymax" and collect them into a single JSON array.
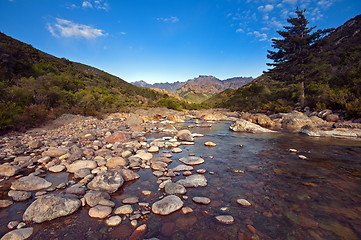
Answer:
[
  {"xmin": 47, "ymin": 18, "xmax": 107, "ymax": 39},
  {"xmin": 82, "ymin": 1, "xmax": 92, "ymax": 8},
  {"xmin": 156, "ymin": 16, "xmax": 180, "ymax": 23},
  {"xmin": 248, "ymin": 31, "xmax": 268, "ymax": 41},
  {"xmin": 68, "ymin": 0, "xmax": 109, "ymax": 11},
  {"xmin": 258, "ymin": 4, "xmax": 274, "ymax": 12}
]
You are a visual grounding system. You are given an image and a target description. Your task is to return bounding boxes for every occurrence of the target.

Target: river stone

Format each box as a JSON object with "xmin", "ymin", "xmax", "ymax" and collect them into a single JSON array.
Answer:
[
  {"xmin": 67, "ymin": 160, "xmax": 97, "ymax": 173},
  {"xmin": 152, "ymin": 195, "xmax": 183, "ymax": 215},
  {"xmin": 122, "ymin": 197, "xmax": 139, "ymax": 204},
  {"xmin": 118, "ymin": 169, "xmax": 140, "ymax": 181},
  {"xmin": 230, "ymin": 119, "xmax": 275, "ymax": 133},
  {"xmin": 87, "ymin": 171, "xmax": 124, "ymax": 193},
  {"xmin": 181, "ymin": 207, "xmax": 194, "ymax": 214},
  {"xmin": 179, "ymin": 157, "xmax": 204, "ymax": 165},
  {"xmin": 215, "ymin": 215, "xmax": 234, "ymax": 224},
  {"xmin": 114, "ymin": 205, "xmax": 133, "ymax": 215},
  {"xmin": 176, "ymin": 130, "xmax": 194, "ymax": 142},
  {"xmin": 148, "ymin": 146, "xmax": 159, "ymax": 153},
  {"xmin": 177, "ymin": 174, "xmax": 207, "ymax": 188},
  {"xmin": 84, "ymin": 191, "xmax": 111, "ymax": 207},
  {"xmin": 0, "ymin": 227, "xmax": 33, "ymax": 240},
  {"xmin": 106, "ymin": 157, "xmax": 126, "ymax": 168},
  {"xmin": 237, "ymin": 198, "xmax": 252, "ymax": 207},
  {"xmin": 88, "ymin": 205, "xmax": 112, "ymax": 219},
  {"xmin": 134, "ymin": 152, "xmax": 153, "ymax": 161},
  {"xmin": 172, "ymin": 148, "xmax": 182, "ymax": 153},
  {"xmin": 164, "ymin": 182, "xmax": 187, "ymax": 195},
  {"xmin": 11, "ymin": 176, "xmax": 52, "ymax": 191},
  {"xmin": 172, "ymin": 164, "xmax": 193, "ymax": 172},
  {"xmin": 65, "ymin": 187, "xmax": 86, "ymax": 195},
  {"xmin": 0, "ymin": 200, "xmax": 13, "ymax": 208},
  {"xmin": 49, "ymin": 165, "xmax": 66, "ymax": 173},
  {"xmin": 43, "ymin": 148, "xmax": 69, "ymax": 157},
  {"xmin": 23, "ymin": 194, "xmax": 81, "ymax": 223},
  {"xmin": 0, "ymin": 165, "xmax": 18, "ymax": 177},
  {"xmin": 28, "ymin": 140, "xmax": 42, "ymax": 149},
  {"xmin": 8, "ymin": 190, "xmax": 32, "ymax": 202},
  {"xmin": 204, "ymin": 142, "xmax": 216, "ymax": 147},
  {"xmin": 106, "ymin": 215, "xmax": 122, "ymax": 226},
  {"xmin": 192, "ymin": 197, "xmax": 211, "ymax": 204},
  {"xmin": 104, "ymin": 131, "xmax": 129, "ymax": 144},
  {"xmin": 74, "ymin": 168, "xmax": 91, "ymax": 178}
]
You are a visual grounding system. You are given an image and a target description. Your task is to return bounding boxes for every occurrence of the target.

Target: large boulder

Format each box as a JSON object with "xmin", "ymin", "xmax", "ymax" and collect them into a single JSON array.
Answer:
[
  {"xmin": 177, "ymin": 174, "xmax": 207, "ymax": 188},
  {"xmin": 230, "ymin": 119, "xmax": 275, "ymax": 133},
  {"xmin": 23, "ymin": 194, "xmax": 81, "ymax": 223},
  {"xmin": 67, "ymin": 160, "xmax": 97, "ymax": 173},
  {"xmin": 87, "ymin": 171, "xmax": 124, "ymax": 193},
  {"xmin": 246, "ymin": 114, "xmax": 275, "ymax": 128},
  {"xmin": 11, "ymin": 176, "xmax": 52, "ymax": 191},
  {"xmin": 152, "ymin": 195, "xmax": 183, "ymax": 215}
]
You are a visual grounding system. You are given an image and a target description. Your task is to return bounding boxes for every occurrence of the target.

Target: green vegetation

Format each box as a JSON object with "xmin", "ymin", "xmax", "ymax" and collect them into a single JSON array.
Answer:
[
  {"xmin": 0, "ymin": 33, "xmax": 200, "ymax": 132},
  {"xmin": 205, "ymin": 12, "xmax": 361, "ymax": 118}
]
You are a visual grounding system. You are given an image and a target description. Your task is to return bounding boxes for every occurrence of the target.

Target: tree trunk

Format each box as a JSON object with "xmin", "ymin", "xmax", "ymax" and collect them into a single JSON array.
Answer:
[{"xmin": 300, "ymin": 81, "xmax": 305, "ymax": 108}]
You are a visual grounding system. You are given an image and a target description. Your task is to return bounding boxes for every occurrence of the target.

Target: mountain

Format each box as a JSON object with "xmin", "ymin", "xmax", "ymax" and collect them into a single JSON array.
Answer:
[
  {"xmin": 0, "ymin": 33, "xmax": 184, "ymax": 132},
  {"xmin": 205, "ymin": 14, "xmax": 361, "ymax": 118},
  {"xmin": 132, "ymin": 80, "xmax": 186, "ymax": 93},
  {"xmin": 133, "ymin": 75, "xmax": 253, "ymax": 104}
]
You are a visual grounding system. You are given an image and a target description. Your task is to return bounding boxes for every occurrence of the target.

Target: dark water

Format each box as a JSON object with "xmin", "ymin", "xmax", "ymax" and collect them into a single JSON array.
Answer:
[{"xmin": 1, "ymin": 121, "xmax": 361, "ymax": 239}]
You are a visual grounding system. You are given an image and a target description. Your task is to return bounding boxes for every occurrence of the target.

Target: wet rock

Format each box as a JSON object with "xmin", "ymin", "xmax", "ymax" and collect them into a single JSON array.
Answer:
[
  {"xmin": 89, "ymin": 205, "xmax": 112, "ymax": 219},
  {"xmin": 67, "ymin": 160, "xmax": 97, "ymax": 173},
  {"xmin": 104, "ymin": 131, "xmax": 129, "ymax": 144},
  {"xmin": 177, "ymin": 174, "xmax": 207, "ymax": 188},
  {"xmin": 129, "ymin": 224, "xmax": 147, "ymax": 240},
  {"xmin": 84, "ymin": 191, "xmax": 111, "ymax": 207},
  {"xmin": 192, "ymin": 197, "xmax": 211, "ymax": 204},
  {"xmin": 106, "ymin": 215, "xmax": 122, "ymax": 226},
  {"xmin": 43, "ymin": 148, "xmax": 68, "ymax": 157},
  {"xmin": 8, "ymin": 190, "xmax": 32, "ymax": 202},
  {"xmin": 176, "ymin": 130, "xmax": 194, "ymax": 142},
  {"xmin": 11, "ymin": 176, "xmax": 52, "ymax": 191},
  {"xmin": 181, "ymin": 207, "xmax": 193, "ymax": 214},
  {"xmin": 300, "ymin": 125, "xmax": 361, "ymax": 138},
  {"xmin": 7, "ymin": 221, "xmax": 19, "ymax": 230},
  {"xmin": 230, "ymin": 119, "xmax": 275, "ymax": 133},
  {"xmin": 171, "ymin": 148, "xmax": 182, "ymax": 153},
  {"xmin": 114, "ymin": 205, "xmax": 133, "ymax": 215},
  {"xmin": 23, "ymin": 194, "xmax": 81, "ymax": 223},
  {"xmin": 87, "ymin": 171, "xmax": 124, "ymax": 193},
  {"xmin": 74, "ymin": 168, "xmax": 91, "ymax": 179},
  {"xmin": 172, "ymin": 164, "xmax": 193, "ymax": 172},
  {"xmin": 106, "ymin": 157, "xmax": 126, "ymax": 168},
  {"xmin": 0, "ymin": 165, "xmax": 18, "ymax": 177},
  {"xmin": 152, "ymin": 195, "xmax": 183, "ymax": 215},
  {"xmin": 179, "ymin": 157, "xmax": 204, "ymax": 165},
  {"xmin": 148, "ymin": 146, "xmax": 159, "ymax": 153},
  {"xmin": 183, "ymin": 171, "xmax": 192, "ymax": 176},
  {"xmin": 28, "ymin": 140, "xmax": 42, "ymax": 149},
  {"xmin": 141, "ymin": 190, "xmax": 152, "ymax": 196},
  {"xmin": 48, "ymin": 164, "xmax": 65, "ymax": 173},
  {"xmin": 0, "ymin": 200, "xmax": 13, "ymax": 208},
  {"xmin": 204, "ymin": 142, "xmax": 216, "ymax": 147},
  {"xmin": 164, "ymin": 182, "xmax": 187, "ymax": 195},
  {"xmin": 0, "ymin": 227, "xmax": 33, "ymax": 240},
  {"xmin": 122, "ymin": 197, "xmax": 139, "ymax": 204},
  {"xmin": 326, "ymin": 114, "xmax": 340, "ymax": 122},
  {"xmin": 65, "ymin": 187, "xmax": 86, "ymax": 196},
  {"xmin": 134, "ymin": 152, "xmax": 153, "ymax": 161},
  {"xmin": 246, "ymin": 114, "xmax": 275, "ymax": 128},
  {"xmin": 237, "ymin": 199, "xmax": 252, "ymax": 207},
  {"xmin": 153, "ymin": 171, "xmax": 163, "ymax": 177},
  {"xmin": 215, "ymin": 215, "xmax": 234, "ymax": 224},
  {"xmin": 118, "ymin": 169, "xmax": 140, "ymax": 181}
]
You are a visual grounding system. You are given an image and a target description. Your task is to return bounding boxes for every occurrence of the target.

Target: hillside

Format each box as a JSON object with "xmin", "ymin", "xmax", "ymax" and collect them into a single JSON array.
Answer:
[
  {"xmin": 205, "ymin": 14, "xmax": 361, "ymax": 118},
  {"xmin": 0, "ymin": 33, "xmax": 186, "ymax": 132},
  {"xmin": 132, "ymin": 80, "xmax": 186, "ymax": 93}
]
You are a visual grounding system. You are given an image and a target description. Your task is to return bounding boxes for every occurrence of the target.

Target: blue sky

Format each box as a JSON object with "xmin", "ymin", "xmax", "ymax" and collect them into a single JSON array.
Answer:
[{"xmin": 1, "ymin": 0, "xmax": 360, "ymax": 83}]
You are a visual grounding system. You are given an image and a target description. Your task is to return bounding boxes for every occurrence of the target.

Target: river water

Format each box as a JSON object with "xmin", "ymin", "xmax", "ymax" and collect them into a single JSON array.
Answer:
[{"xmin": 1, "ymin": 121, "xmax": 361, "ymax": 239}]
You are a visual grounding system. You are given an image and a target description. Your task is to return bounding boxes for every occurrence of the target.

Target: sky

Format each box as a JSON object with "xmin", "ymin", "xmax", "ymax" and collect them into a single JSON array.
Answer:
[{"xmin": 1, "ymin": 0, "xmax": 360, "ymax": 84}]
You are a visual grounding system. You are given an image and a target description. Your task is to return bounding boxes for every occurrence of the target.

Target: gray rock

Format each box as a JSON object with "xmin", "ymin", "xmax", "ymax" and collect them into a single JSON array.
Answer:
[
  {"xmin": 28, "ymin": 140, "xmax": 42, "ymax": 149},
  {"xmin": 230, "ymin": 119, "xmax": 275, "ymax": 133},
  {"xmin": 0, "ymin": 200, "xmax": 13, "ymax": 208},
  {"xmin": 122, "ymin": 197, "xmax": 139, "ymax": 204},
  {"xmin": 215, "ymin": 215, "xmax": 234, "ymax": 224},
  {"xmin": 164, "ymin": 182, "xmax": 187, "ymax": 195},
  {"xmin": 88, "ymin": 205, "xmax": 112, "ymax": 219},
  {"xmin": 300, "ymin": 125, "xmax": 361, "ymax": 138},
  {"xmin": 152, "ymin": 195, "xmax": 183, "ymax": 215},
  {"xmin": 171, "ymin": 164, "xmax": 193, "ymax": 172},
  {"xmin": 192, "ymin": 197, "xmax": 211, "ymax": 204},
  {"xmin": 8, "ymin": 190, "xmax": 32, "ymax": 202},
  {"xmin": 177, "ymin": 174, "xmax": 207, "ymax": 188},
  {"xmin": 0, "ymin": 227, "xmax": 33, "ymax": 240},
  {"xmin": 117, "ymin": 169, "xmax": 140, "ymax": 181},
  {"xmin": 74, "ymin": 168, "xmax": 91, "ymax": 179},
  {"xmin": 179, "ymin": 157, "xmax": 204, "ymax": 165},
  {"xmin": 23, "ymin": 194, "xmax": 81, "ymax": 223},
  {"xmin": 11, "ymin": 176, "xmax": 52, "ymax": 191},
  {"xmin": 176, "ymin": 130, "xmax": 194, "ymax": 142},
  {"xmin": 114, "ymin": 205, "xmax": 133, "ymax": 215},
  {"xmin": 48, "ymin": 165, "xmax": 65, "ymax": 173},
  {"xmin": 43, "ymin": 148, "xmax": 68, "ymax": 157},
  {"xmin": 67, "ymin": 160, "xmax": 97, "ymax": 173},
  {"xmin": 87, "ymin": 171, "xmax": 124, "ymax": 193},
  {"xmin": 0, "ymin": 165, "xmax": 18, "ymax": 177},
  {"xmin": 106, "ymin": 215, "xmax": 122, "ymax": 226},
  {"xmin": 84, "ymin": 191, "xmax": 111, "ymax": 207}
]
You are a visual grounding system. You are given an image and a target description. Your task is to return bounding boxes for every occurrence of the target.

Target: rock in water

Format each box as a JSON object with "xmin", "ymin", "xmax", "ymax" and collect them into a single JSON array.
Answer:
[
  {"xmin": 8, "ymin": 190, "xmax": 32, "ymax": 202},
  {"xmin": 23, "ymin": 194, "xmax": 81, "ymax": 223},
  {"xmin": 84, "ymin": 191, "xmax": 111, "ymax": 207},
  {"xmin": 88, "ymin": 205, "xmax": 112, "ymax": 219},
  {"xmin": 215, "ymin": 215, "xmax": 234, "ymax": 224},
  {"xmin": 152, "ymin": 195, "xmax": 183, "ymax": 215},
  {"xmin": 179, "ymin": 157, "xmax": 204, "ymax": 165},
  {"xmin": 192, "ymin": 197, "xmax": 211, "ymax": 204},
  {"xmin": 236, "ymin": 198, "xmax": 252, "ymax": 207},
  {"xmin": 117, "ymin": 169, "xmax": 140, "ymax": 181},
  {"xmin": 11, "ymin": 176, "xmax": 52, "ymax": 191},
  {"xmin": 177, "ymin": 174, "xmax": 207, "ymax": 188},
  {"xmin": 67, "ymin": 160, "xmax": 97, "ymax": 173},
  {"xmin": 230, "ymin": 119, "xmax": 275, "ymax": 133},
  {"xmin": 87, "ymin": 171, "xmax": 124, "ymax": 193},
  {"xmin": 0, "ymin": 227, "xmax": 33, "ymax": 240},
  {"xmin": 176, "ymin": 130, "xmax": 194, "ymax": 142},
  {"xmin": 164, "ymin": 182, "xmax": 187, "ymax": 195}
]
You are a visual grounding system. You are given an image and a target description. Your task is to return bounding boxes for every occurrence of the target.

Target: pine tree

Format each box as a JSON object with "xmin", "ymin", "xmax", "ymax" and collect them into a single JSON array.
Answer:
[{"xmin": 266, "ymin": 8, "xmax": 333, "ymax": 107}]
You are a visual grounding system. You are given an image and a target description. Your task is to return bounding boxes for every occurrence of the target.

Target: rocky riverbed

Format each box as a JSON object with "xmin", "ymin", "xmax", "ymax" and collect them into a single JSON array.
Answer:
[{"xmin": 0, "ymin": 108, "xmax": 361, "ymax": 239}]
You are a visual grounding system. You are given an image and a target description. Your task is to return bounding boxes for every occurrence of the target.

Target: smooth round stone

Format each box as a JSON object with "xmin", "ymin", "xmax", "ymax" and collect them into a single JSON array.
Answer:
[
  {"xmin": 237, "ymin": 199, "xmax": 252, "ymax": 207},
  {"xmin": 0, "ymin": 200, "xmax": 14, "ymax": 208},
  {"xmin": 1, "ymin": 227, "xmax": 33, "ymax": 240},
  {"xmin": 0, "ymin": 164, "xmax": 18, "ymax": 177},
  {"xmin": 192, "ymin": 197, "xmax": 211, "ymax": 205},
  {"xmin": 106, "ymin": 215, "xmax": 122, "ymax": 226},
  {"xmin": 131, "ymin": 220, "xmax": 138, "ymax": 227},
  {"xmin": 181, "ymin": 207, "xmax": 194, "ymax": 214},
  {"xmin": 152, "ymin": 195, "xmax": 184, "ymax": 215},
  {"xmin": 141, "ymin": 190, "xmax": 152, "ymax": 196},
  {"xmin": 176, "ymin": 174, "xmax": 207, "ymax": 188},
  {"xmin": 172, "ymin": 164, "xmax": 193, "ymax": 172},
  {"xmin": 153, "ymin": 171, "xmax": 163, "ymax": 177},
  {"xmin": 88, "ymin": 205, "xmax": 112, "ymax": 219},
  {"xmin": 299, "ymin": 155, "xmax": 307, "ymax": 159},
  {"xmin": 8, "ymin": 190, "xmax": 32, "ymax": 202},
  {"xmin": 215, "ymin": 215, "xmax": 234, "ymax": 224},
  {"xmin": 196, "ymin": 169, "xmax": 206, "ymax": 174},
  {"xmin": 48, "ymin": 165, "xmax": 65, "ymax": 173},
  {"xmin": 161, "ymin": 153, "xmax": 173, "ymax": 158},
  {"xmin": 183, "ymin": 171, "xmax": 192, "ymax": 176},
  {"xmin": 74, "ymin": 168, "xmax": 91, "ymax": 179},
  {"xmin": 122, "ymin": 197, "xmax": 139, "ymax": 204},
  {"xmin": 172, "ymin": 148, "xmax": 183, "ymax": 153},
  {"xmin": 148, "ymin": 146, "xmax": 159, "ymax": 153},
  {"xmin": 204, "ymin": 142, "xmax": 216, "ymax": 147},
  {"xmin": 164, "ymin": 182, "xmax": 187, "ymax": 195},
  {"xmin": 7, "ymin": 221, "xmax": 19, "ymax": 229},
  {"xmin": 114, "ymin": 205, "xmax": 133, "ymax": 215},
  {"xmin": 11, "ymin": 176, "xmax": 52, "ymax": 191},
  {"xmin": 179, "ymin": 157, "xmax": 204, "ymax": 165},
  {"xmin": 106, "ymin": 157, "xmax": 126, "ymax": 168}
]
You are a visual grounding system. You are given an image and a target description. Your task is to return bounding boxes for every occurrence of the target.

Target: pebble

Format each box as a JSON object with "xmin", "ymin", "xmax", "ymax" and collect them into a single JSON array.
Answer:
[
  {"xmin": 172, "ymin": 148, "xmax": 182, "ymax": 153},
  {"xmin": 215, "ymin": 215, "xmax": 234, "ymax": 224},
  {"xmin": 131, "ymin": 220, "xmax": 138, "ymax": 227},
  {"xmin": 181, "ymin": 207, "xmax": 194, "ymax": 214},
  {"xmin": 7, "ymin": 221, "xmax": 19, "ymax": 229},
  {"xmin": 106, "ymin": 216, "xmax": 122, "ymax": 226},
  {"xmin": 141, "ymin": 190, "xmax": 152, "ymax": 196},
  {"xmin": 237, "ymin": 198, "xmax": 252, "ymax": 207},
  {"xmin": 192, "ymin": 197, "xmax": 211, "ymax": 205},
  {"xmin": 204, "ymin": 141, "xmax": 216, "ymax": 147},
  {"xmin": 114, "ymin": 205, "xmax": 133, "ymax": 215},
  {"xmin": 299, "ymin": 155, "xmax": 307, "ymax": 159}
]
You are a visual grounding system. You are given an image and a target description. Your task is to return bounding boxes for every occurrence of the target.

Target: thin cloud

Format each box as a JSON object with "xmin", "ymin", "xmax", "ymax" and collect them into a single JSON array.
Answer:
[
  {"xmin": 47, "ymin": 18, "xmax": 107, "ymax": 39},
  {"xmin": 258, "ymin": 4, "xmax": 274, "ymax": 12},
  {"xmin": 248, "ymin": 31, "xmax": 268, "ymax": 41},
  {"xmin": 82, "ymin": 1, "xmax": 92, "ymax": 8},
  {"xmin": 236, "ymin": 28, "xmax": 244, "ymax": 33},
  {"xmin": 156, "ymin": 16, "xmax": 180, "ymax": 23}
]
